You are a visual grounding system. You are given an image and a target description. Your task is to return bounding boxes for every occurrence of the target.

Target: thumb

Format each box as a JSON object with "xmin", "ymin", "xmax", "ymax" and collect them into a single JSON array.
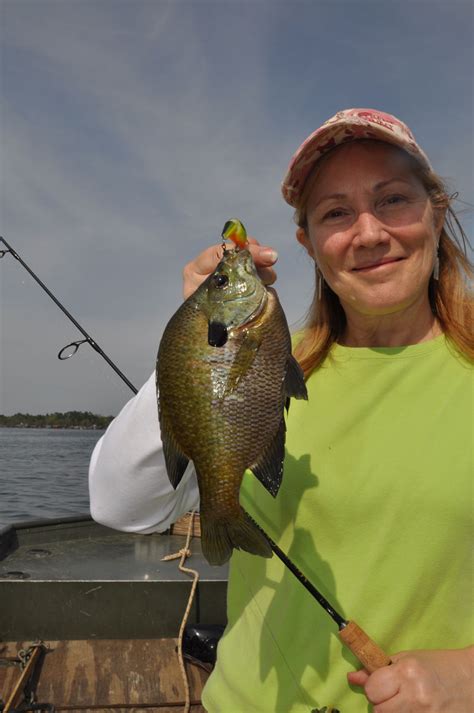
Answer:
[{"xmin": 347, "ymin": 669, "xmax": 370, "ymax": 687}]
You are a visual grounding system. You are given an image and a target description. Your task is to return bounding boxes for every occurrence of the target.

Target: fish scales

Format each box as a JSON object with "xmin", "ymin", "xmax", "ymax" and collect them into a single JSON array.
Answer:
[{"xmin": 159, "ymin": 291, "xmax": 287, "ymax": 480}]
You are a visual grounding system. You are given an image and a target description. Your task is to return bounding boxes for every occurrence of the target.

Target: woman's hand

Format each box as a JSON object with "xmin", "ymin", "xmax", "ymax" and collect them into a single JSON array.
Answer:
[
  {"xmin": 347, "ymin": 646, "xmax": 473, "ymax": 712},
  {"xmin": 182, "ymin": 238, "xmax": 278, "ymax": 299}
]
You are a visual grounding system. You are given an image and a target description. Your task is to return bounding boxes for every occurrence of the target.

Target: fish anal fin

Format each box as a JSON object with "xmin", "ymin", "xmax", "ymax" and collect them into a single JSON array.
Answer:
[
  {"xmin": 285, "ymin": 354, "xmax": 308, "ymax": 401},
  {"xmin": 159, "ymin": 413, "xmax": 189, "ymax": 489},
  {"xmin": 249, "ymin": 418, "xmax": 286, "ymax": 498},
  {"xmin": 224, "ymin": 330, "xmax": 262, "ymax": 396},
  {"xmin": 201, "ymin": 509, "xmax": 272, "ymax": 565}
]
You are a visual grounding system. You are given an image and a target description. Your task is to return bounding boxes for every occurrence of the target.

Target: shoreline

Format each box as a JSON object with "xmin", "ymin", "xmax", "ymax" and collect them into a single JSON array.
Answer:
[{"xmin": 0, "ymin": 425, "xmax": 108, "ymax": 430}]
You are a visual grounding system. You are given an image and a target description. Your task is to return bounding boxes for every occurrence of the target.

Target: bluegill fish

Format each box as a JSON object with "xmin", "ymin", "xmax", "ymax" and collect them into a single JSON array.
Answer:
[{"xmin": 156, "ymin": 225, "xmax": 307, "ymax": 565}]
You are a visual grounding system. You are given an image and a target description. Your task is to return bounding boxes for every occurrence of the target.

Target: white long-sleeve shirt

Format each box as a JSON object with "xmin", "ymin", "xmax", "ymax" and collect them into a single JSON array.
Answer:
[{"xmin": 88, "ymin": 372, "xmax": 200, "ymax": 533}]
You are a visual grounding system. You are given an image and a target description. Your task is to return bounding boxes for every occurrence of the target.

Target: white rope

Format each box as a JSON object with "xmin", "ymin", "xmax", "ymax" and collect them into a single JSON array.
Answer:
[{"xmin": 162, "ymin": 511, "xmax": 200, "ymax": 713}]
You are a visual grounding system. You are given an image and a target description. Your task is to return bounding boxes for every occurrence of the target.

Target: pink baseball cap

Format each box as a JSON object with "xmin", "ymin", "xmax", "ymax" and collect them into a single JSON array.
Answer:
[{"xmin": 281, "ymin": 108, "xmax": 432, "ymax": 207}]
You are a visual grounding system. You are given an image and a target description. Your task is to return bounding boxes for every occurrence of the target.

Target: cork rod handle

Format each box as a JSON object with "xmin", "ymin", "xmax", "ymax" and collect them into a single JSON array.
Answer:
[{"xmin": 339, "ymin": 620, "xmax": 391, "ymax": 673}]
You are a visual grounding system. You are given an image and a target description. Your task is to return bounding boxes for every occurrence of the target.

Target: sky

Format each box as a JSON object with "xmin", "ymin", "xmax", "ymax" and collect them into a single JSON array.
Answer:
[{"xmin": 1, "ymin": 0, "xmax": 472, "ymax": 417}]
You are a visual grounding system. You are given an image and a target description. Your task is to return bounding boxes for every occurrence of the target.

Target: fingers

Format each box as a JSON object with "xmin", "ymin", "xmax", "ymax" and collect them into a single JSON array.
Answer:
[
  {"xmin": 182, "ymin": 238, "xmax": 278, "ymax": 299},
  {"xmin": 183, "ymin": 244, "xmax": 224, "ymax": 298},
  {"xmin": 247, "ymin": 237, "xmax": 279, "ymax": 266},
  {"xmin": 349, "ymin": 666, "xmax": 399, "ymax": 708},
  {"xmin": 257, "ymin": 265, "xmax": 277, "ymax": 287},
  {"xmin": 347, "ymin": 669, "xmax": 369, "ymax": 686},
  {"xmin": 348, "ymin": 649, "xmax": 468, "ymax": 710},
  {"xmin": 247, "ymin": 238, "xmax": 279, "ymax": 286},
  {"xmin": 364, "ymin": 667, "xmax": 400, "ymax": 705}
]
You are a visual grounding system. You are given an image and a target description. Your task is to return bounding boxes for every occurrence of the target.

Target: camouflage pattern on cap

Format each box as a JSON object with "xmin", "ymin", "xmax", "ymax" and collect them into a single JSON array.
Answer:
[{"xmin": 281, "ymin": 108, "xmax": 432, "ymax": 207}]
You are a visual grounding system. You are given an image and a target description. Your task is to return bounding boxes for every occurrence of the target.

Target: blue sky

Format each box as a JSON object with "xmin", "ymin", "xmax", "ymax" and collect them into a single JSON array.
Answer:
[{"xmin": 1, "ymin": 0, "xmax": 472, "ymax": 415}]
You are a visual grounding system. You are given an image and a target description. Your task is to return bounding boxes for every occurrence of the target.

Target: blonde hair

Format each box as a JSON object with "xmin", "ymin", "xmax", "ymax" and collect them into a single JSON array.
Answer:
[{"xmin": 292, "ymin": 141, "xmax": 474, "ymax": 378}]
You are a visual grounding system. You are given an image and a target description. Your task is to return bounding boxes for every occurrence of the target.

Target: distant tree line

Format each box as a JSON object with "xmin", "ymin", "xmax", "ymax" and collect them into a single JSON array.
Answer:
[{"xmin": 0, "ymin": 411, "xmax": 114, "ymax": 429}]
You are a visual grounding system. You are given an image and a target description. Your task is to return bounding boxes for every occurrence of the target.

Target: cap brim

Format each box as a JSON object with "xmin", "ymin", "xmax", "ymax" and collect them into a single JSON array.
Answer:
[{"xmin": 281, "ymin": 119, "xmax": 431, "ymax": 208}]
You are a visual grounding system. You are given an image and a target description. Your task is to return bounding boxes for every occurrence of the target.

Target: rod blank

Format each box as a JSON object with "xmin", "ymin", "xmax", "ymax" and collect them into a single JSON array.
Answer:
[
  {"xmin": 245, "ymin": 509, "xmax": 391, "ymax": 671},
  {"xmin": 0, "ymin": 236, "xmax": 138, "ymax": 395}
]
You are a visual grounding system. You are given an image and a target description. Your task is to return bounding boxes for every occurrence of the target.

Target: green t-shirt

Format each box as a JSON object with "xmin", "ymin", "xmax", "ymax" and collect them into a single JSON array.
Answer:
[{"xmin": 202, "ymin": 335, "xmax": 473, "ymax": 713}]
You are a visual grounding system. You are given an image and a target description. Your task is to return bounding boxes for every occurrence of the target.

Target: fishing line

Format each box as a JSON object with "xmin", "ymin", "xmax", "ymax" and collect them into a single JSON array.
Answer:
[{"xmin": 0, "ymin": 236, "xmax": 138, "ymax": 395}]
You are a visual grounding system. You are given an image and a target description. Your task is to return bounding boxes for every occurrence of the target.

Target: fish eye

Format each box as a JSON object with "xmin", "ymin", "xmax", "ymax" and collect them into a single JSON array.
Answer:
[{"xmin": 212, "ymin": 274, "xmax": 229, "ymax": 288}]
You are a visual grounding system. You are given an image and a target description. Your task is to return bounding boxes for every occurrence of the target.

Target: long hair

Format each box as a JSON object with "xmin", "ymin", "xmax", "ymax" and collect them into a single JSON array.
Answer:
[{"xmin": 292, "ymin": 142, "xmax": 474, "ymax": 378}]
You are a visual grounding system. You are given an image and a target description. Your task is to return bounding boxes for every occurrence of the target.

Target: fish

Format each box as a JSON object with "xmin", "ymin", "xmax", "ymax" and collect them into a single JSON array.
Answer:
[{"xmin": 156, "ymin": 223, "xmax": 308, "ymax": 565}]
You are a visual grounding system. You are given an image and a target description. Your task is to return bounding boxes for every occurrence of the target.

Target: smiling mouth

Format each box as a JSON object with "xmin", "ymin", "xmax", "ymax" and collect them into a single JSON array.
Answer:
[{"xmin": 352, "ymin": 257, "xmax": 405, "ymax": 272}]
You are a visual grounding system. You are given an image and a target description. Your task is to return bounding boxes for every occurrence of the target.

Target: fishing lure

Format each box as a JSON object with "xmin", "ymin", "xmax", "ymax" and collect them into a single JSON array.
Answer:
[{"xmin": 221, "ymin": 219, "xmax": 249, "ymax": 250}]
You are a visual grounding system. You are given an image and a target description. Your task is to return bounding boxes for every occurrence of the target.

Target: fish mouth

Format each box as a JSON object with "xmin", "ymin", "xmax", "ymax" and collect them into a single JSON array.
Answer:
[{"xmin": 220, "ymin": 281, "xmax": 258, "ymax": 303}]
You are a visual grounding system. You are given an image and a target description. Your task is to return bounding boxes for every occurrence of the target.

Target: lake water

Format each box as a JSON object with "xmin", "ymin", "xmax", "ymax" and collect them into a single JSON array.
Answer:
[{"xmin": 0, "ymin": 427, "xmax": 104, "ymax": 525}]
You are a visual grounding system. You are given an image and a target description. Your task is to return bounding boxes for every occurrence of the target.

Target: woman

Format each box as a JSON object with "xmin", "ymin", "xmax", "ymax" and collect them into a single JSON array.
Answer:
[{"xmin": 89, "ymin": 108, "xmax": 473, "ymax": 711}]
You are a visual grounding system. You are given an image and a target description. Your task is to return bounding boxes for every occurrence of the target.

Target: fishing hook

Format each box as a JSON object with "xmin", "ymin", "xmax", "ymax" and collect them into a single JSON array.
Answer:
[
  {"xmin": 0, "ymin": 236, "xmax": 138, "ymax": 395},
  {"xmin": 221, "ymin": 240, "xmax": 230, "ymax": 256}
]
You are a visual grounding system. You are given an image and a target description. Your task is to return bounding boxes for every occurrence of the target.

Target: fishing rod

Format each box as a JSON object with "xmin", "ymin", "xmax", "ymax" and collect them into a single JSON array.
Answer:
[
  {"xmin": 246, "ymin": 511, "xmax": 391, "ymax": 673},
  {"xmin": 0, "ymin": 236, "xmax": 138, "ymax": 395}
]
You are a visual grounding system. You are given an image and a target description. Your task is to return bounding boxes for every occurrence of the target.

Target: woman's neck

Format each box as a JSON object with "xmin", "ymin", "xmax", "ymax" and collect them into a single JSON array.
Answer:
[{"xmin": 340, "ymin": 298, "xmax": 442, "ymax": 348}]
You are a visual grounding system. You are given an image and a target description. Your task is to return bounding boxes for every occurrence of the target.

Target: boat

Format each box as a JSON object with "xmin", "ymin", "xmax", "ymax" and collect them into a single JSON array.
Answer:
[{"xmin": 0, "ymin": 513, "xmax": 228, "ymax": 711}]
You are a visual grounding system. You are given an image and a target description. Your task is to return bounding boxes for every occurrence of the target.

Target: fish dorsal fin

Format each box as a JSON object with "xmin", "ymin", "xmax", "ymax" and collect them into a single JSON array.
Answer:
[
  {"xmin": 223, "ymin": 330, "xmax": 262, "ymax": 397},
  {"xmin": 159, "ymin": 412, "xmax": 190, "ymax": 489},
  {"xmin": 284, "ymin": 354, "xmax": 308, "ymax": 401},
  {"xmin": 249, "ymin": 417, "xmax": 286, "ymax": 498}
]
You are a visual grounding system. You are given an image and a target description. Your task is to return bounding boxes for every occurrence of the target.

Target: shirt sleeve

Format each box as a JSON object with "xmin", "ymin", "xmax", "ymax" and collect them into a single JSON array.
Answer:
[{"xmin": 88, "ymin": 371, "xmax": 200, "ymax": 533}]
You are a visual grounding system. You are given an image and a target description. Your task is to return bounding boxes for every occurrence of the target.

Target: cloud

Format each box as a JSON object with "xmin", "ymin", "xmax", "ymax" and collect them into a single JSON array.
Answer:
[{"xmin": 1, "ymin": 0, "xmax": 472, "ymax": 414}]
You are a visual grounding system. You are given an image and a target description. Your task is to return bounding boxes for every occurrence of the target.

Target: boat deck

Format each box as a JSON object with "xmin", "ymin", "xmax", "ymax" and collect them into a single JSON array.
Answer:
[
  {"xmin": 0, "ymin": 638, "xmax": 209, "ymax": 711},
  {"xmin": 0, "ymin": 516, "xmax": 228, "ymax": 710},
  {"xmin": 0, "ymin": 516, "xmax": 228, "ymax": 640}
]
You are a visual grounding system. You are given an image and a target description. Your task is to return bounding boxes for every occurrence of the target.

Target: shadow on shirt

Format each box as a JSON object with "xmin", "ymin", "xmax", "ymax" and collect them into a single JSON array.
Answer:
[{"xmin": 221, "ymin": 451, "xmax": 346, "ymax": 711}]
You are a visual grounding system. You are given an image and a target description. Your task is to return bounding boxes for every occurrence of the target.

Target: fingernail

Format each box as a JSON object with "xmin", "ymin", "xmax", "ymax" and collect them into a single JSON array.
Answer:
[{"xmin": 259, "ymin": 248, "xmax": 278, "ymax": 263}]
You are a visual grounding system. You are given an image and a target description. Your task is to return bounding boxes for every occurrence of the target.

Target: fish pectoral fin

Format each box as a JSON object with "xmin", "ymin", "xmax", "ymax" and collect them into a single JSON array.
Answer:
[
  {"xmin": 284, "ymin": 355, "xmax": 308, "ymax": 408},
  {"xmin": 160, "ymin": 416, "xmax": 190, "ymax": 489},
  {"xmin": 249, "ymin": 417, "xmax": 286, "ymax": 498},
  {"xmin": 223, "ymin": 330, "xmax": 262, "ymax": 396}
]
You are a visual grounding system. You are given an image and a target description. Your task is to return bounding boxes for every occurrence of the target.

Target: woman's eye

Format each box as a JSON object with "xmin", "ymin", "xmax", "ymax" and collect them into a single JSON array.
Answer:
[
  {"xmin": 382, "ymin": 194, "xmax": 407, "ymax": 206},
  {"xmin": 323, "ymin": 208, "xmax": 347, "ymax": 220}
]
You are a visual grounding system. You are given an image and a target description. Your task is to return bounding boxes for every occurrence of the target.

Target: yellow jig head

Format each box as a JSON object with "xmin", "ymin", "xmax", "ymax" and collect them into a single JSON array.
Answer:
[{"xmin": 221, "ymin": 219, "xmax": 248, "ymax": 252}]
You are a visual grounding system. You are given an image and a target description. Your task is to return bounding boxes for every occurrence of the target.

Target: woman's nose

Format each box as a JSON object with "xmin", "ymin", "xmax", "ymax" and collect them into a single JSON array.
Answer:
[{"xmin": 352, "ymin": 211, "xmax": 390, "ymax": 248}]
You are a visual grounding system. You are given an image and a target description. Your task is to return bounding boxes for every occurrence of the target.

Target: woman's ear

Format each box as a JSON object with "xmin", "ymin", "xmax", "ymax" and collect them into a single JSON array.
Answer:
[{"xmin": 296, "ymin": 227, "xmax": 314, "ymax": 258}]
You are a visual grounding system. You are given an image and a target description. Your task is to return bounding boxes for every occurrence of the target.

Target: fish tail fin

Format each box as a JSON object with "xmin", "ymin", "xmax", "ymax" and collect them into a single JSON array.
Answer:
[{"xmin": 201, "ymin": 510, "xmax": 272, "ymax": 566}]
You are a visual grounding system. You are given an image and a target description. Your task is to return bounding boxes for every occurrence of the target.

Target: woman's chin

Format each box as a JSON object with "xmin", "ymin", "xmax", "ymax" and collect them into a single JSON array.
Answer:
[{"xmin": 340, "ymin": 288, "xmax": 425, "ymax": 318}]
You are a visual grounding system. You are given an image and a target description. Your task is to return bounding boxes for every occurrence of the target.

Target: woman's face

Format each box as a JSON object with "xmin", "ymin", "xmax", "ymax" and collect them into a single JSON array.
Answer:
[{"xmin": 297, "ymin": 141, "xmax": 443, "ymax": 319}]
